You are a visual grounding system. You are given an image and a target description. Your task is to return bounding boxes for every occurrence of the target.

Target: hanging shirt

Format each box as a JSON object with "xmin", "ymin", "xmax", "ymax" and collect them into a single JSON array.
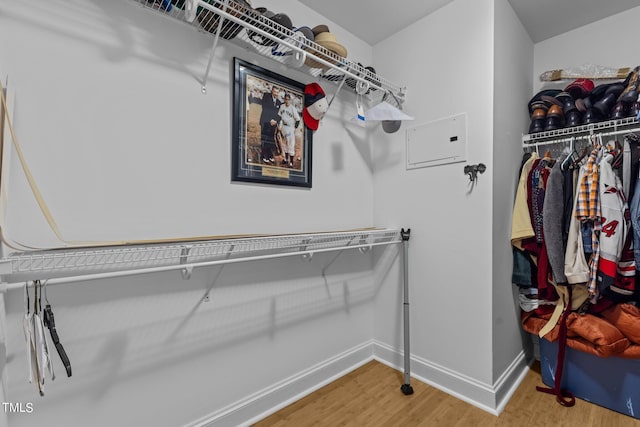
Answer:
[
  {"xmin": 529, "ymin": 158, "xmax": 552, "ymax": 244},
  {"xmin": 597, "ymin": 153, "xmax": 635, "ymax": 300},
  {"xmin": 565, "ymin": 166, "xmax": 590, "ymax": 285},
  {"xmin": 543, "ymin": 154, "xmax": 568, "ymax": 284},
  {"xmin": 575, "ymin": 148, "xmax": 602, "ymax": 296},
  {"xmin": 512, "ymin": 153, "xmax": 538, "ymax": 250}
]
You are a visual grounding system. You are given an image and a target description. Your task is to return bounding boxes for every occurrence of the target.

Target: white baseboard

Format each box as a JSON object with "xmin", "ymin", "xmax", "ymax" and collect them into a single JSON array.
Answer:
[
  {"xmin": 184, "ymin": 341, "xmax": 375, "ymax": 427},
  {"xmin": 184, "ymin": 340, "xmax": 530, "ymax": 427},
  {"xmin": 373, "ymin": 340, "xmax": 530, "ymax": 415}
]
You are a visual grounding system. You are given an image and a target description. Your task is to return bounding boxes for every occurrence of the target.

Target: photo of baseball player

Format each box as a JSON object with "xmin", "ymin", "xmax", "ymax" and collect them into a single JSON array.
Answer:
[
  {"xmin": 245, "ymin": 75, "xmax": 305, "ymax": 171},
  {"xmin": 277, "ymin": 93, "xmax": 302, "ymax": 168}
]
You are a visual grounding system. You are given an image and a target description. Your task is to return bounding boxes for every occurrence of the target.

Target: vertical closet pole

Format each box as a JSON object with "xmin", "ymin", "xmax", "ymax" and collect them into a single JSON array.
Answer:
[{"xmin": 400, "ymin": 228, "xmax": 414, "ymax": 395}]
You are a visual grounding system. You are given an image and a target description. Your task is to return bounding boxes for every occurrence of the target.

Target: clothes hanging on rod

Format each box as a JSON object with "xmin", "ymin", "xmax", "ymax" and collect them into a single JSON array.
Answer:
[
  {"xmin": 513, "ymin": 131, "xmax": 640, "ymax": 358},
  {"xmin": 514, "ymin": 131, "xmax": 640, "ymax": 407}
]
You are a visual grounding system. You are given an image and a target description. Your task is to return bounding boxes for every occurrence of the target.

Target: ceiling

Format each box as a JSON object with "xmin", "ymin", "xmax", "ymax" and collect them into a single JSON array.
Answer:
[
  {"xmin": 297, "ymin": 0, "xmax": 454, "ymax": 45},
  {"xmin": 508, "ymin": 0, "xmax": 640, "ymax": 43},
  {"xmin": 299, "ymin": 0, "xmax": 640, "ymax": 45}
]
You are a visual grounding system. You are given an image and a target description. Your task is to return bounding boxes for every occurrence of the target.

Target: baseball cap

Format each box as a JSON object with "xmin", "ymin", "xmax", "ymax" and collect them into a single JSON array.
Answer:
[{"xmin": 303, "ymin": 83, "xmax": 328, "ymax": 130}]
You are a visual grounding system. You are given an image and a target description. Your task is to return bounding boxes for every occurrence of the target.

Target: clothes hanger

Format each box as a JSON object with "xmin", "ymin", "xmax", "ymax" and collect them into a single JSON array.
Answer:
[
  {"xmin": 34, "ymin": 280, "xmax": 55, "ymax": 388},
  {"xmin": 561, "ymin": 137, "xmax": 577, "ymax": 171},
  {"xmin": 42, "ymin": 279, "xmax": 72, "ymax": 377},
  {"xmin": 23, "ymin": 282, "xmax": 35, "ymax": 386},
  {"xmin": 24, "ymin": 280, "xmax": 52, "ymax": 396},
  {"xmin": 569, "ymin": 141, "xmax": 591, "ymax": 170}
]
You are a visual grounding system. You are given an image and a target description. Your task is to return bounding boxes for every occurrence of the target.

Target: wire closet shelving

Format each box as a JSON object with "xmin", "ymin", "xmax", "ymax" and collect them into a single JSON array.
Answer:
[
  {"xmin": 522, "ymin": 116, "xmax": 640, "ymax": 150},
  {"xmin": 131, "ymin": 0, "xmax": 406, "ymax": 101},
  {"xmin": 0, "ymin": 229, "xmax": 403, "ymax": 291}
]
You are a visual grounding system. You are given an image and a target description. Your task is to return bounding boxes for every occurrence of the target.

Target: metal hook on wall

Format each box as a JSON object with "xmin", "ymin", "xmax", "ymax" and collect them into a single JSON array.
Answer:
[{"xmin": 463, "ymin": 163, "xmax": 486, "ymax": 184}]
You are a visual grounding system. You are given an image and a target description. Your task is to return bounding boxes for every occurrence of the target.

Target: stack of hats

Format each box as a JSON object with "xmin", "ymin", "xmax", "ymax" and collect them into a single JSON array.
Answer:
[
  {"xmin": 245, "ymin": 6, "xmax": 293, "ymax": 47},
  {"xmin": 270, "ymin": 26, "xmax": 315, "ymax": 68},
  {"xmin": 196, "ymin": 0, "xmax": 253, "ymax": 40},
  {"xmin": 304, "ymin": 25, "xmax": 348, "ymax": 70},
  {"xmin": 527, "ymin": 67, "xmax": 640, "ymax": 134}
]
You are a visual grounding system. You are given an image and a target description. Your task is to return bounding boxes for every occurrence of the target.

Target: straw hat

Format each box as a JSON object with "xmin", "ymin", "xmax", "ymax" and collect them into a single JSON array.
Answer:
[{"xmin": 304, "ymin": 26, "xmax": 347, "ymax": 70}]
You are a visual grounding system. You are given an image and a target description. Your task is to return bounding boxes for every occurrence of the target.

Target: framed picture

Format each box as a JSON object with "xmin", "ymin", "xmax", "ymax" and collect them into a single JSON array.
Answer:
[{"xmin": 232, "ymin": 57, "xmax": 312, "ymax": 188}]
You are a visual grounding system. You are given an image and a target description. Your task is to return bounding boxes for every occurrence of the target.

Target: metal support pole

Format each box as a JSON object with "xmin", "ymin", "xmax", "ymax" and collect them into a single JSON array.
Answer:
[{"xmin": 400, "ymin": 228, "xmax": 414, "ymax": 395}]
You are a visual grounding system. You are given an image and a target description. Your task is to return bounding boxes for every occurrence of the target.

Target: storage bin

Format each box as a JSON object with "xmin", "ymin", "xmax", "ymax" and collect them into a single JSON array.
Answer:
[{"xmin": 539, "ymin": 338, "xmax": 640, "ymax": 419}]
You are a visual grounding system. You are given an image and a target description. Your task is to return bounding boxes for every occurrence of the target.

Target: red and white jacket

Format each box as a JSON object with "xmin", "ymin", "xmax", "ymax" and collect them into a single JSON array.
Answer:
[{"xmin": 596, "ymin": 153, "xmax": 635, "ymax": 297}]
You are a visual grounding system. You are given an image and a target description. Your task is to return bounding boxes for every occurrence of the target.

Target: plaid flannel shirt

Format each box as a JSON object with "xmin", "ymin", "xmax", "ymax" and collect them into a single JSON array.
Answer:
[{"xmin": 575, "ymin": 148, "xmax": 602, "ymax": 296}]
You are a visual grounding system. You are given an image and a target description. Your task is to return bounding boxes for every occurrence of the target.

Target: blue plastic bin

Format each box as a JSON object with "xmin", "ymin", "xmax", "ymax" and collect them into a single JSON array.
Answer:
[{"xmin": 539, "ymin": 338, "xmax": 640, "ymax": 419}]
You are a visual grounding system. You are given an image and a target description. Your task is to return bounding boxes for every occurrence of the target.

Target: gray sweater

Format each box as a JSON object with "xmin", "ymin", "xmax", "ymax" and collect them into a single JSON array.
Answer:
[{"xmin": 543, "ymin": 154, "xmax": 568, "ymax": 284}]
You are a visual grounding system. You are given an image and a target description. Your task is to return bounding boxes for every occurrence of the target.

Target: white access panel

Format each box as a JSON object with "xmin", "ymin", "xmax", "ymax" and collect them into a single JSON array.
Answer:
[{"xmin": 405, "ymin": 113, "xmax": 467, "ymax": 169}]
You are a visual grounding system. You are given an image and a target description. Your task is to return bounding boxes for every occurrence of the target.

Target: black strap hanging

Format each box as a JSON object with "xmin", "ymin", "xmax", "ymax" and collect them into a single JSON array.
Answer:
[{"xmin": 42, "ymin": 281, "xmax": 72, "ymax": 377}]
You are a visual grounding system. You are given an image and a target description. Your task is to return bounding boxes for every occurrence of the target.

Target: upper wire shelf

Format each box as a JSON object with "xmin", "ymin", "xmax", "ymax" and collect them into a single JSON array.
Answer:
[
  {"xmin": 132, "ymin": 0, "xmax": 405, "ymax": 101},
  {"xmin": 522, "ymin": 116, "xmax": 640, "ymax": 147},
  {"xmin": 0, "ymin": 229, "xmax": 401, "ymax": 283}
]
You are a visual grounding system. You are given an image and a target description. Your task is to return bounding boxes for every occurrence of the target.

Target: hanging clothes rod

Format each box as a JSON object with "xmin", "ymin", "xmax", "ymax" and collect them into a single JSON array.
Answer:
[{"xmin": 0, "ymin": 238, "xmax": 400, "ymax": 293}]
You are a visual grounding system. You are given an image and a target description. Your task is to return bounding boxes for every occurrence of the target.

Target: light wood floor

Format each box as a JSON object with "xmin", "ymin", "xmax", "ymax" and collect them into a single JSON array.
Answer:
[{"xmin": 254, "ymin": 360, "xmax": 639, "ymax": 427}]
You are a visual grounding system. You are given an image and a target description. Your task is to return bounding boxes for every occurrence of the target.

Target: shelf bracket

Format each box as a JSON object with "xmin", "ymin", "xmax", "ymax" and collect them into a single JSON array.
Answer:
[
  {"xmin": 357, "ymin": 234, "xmax": 371, "ymax": 253},
  {"xmin": 180, "ymin": 245, "xmax": 193, "ymax": 279},
  {"xmin": 327, "ymin": 74, "xmax": 348, "ymax": 109},
  {"xmin": 200, "ymin": 0, "xmax": 230, "ymax": 94},
  {"xmin": 300, "ymin": 238, "xmax": 313, "ymax": 261}
]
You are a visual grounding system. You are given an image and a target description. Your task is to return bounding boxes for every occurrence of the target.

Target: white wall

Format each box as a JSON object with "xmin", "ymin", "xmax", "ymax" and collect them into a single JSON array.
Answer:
[
  {"xmin": 372, "ymin": 0, "xmax": 498, "ymax": 406},
  {"xmin": 491, "ymin": 0, "xmax": 534, "ymax": 404},
  {"xmin": 0, "ymin": 1, "xmax": 391, "ymax": 426},
  {"xmin": 533, "ymin": 5, "xmax": 640, "ymax": 92},
  {"xmin": 0, "ymin": 0, "xmax": 376, "ymax": 248}
]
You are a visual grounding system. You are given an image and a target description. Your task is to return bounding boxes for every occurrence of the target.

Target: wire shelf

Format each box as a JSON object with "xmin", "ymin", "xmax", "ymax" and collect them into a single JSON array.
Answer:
[
  {"xmin": 0, "ymin": 229, "xmax": 402, "ymax": 280},
  {"xmin": 132, "ymin": 0, "xmax": 405, "ymax": 100},
  {"xmin": 522, "ymin": 116, "xmax": 640, "ymax": 146}
]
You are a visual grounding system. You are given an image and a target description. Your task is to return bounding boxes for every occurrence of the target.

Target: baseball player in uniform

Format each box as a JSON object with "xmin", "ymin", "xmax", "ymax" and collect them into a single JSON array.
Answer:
[{"xmin": 278, "ymin": 93, "xmax": 301, "ymax": 167}]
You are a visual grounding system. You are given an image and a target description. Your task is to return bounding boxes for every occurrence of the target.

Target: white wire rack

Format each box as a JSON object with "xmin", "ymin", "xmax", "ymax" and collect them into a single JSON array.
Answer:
[
  {"xmin": 0, "ymin": 229, "xmax": 402, "ymax": 290},
  {"xmin": 131, "ymin": 0, "xmax": 405, "ymax": 101},
  {"xmin": 522, "ymin": 116, "xmax": 640, "ymax": 149}
]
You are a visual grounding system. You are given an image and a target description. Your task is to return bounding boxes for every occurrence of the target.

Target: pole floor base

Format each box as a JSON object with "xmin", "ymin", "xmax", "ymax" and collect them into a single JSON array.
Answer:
[{"xmin": 400, "ymin": 383, "xmax": 414, "ymax": 395}]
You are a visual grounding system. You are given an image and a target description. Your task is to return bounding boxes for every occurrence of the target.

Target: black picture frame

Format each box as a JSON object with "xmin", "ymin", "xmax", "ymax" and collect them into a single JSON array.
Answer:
[{"xmin": 232, "ymin": 58, "xmax": 312, "ymax": 188}]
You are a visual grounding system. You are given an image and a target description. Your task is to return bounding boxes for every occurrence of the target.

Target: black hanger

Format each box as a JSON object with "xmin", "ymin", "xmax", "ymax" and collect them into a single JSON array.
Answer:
[
  {"xmin": 42, "ymin": 281, "xmax": 72, "ymax": 377},
  {"xmin": 569, "ymin": 144, "xmax": 591, "ymax": 170}
]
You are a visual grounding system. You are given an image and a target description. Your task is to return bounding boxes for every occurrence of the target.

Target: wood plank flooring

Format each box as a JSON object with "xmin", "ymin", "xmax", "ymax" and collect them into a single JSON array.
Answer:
[{"xmin": 254, "ymin": 360, "xmax": 639, "ymax": 427}]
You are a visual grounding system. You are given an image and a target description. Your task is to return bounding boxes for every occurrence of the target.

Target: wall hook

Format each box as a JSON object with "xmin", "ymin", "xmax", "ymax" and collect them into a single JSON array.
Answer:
[{"xmin": 464, "ymin": 163, "xmax": 486, "ymax": 183}]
